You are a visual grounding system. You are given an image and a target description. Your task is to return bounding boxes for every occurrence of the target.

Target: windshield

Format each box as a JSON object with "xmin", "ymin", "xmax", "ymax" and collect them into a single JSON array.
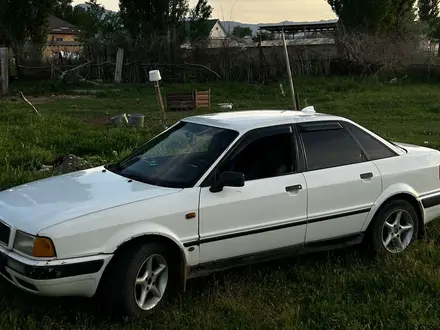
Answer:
[{"xmin": 106, "ymin": 121, "xmax": 239, "ymax": 188}]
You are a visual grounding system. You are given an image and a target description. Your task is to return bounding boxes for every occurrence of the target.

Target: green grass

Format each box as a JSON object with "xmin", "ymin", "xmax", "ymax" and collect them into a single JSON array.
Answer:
[{"xmin": 2, "ymin": 76, "xmax": 440, "ymax": 329}]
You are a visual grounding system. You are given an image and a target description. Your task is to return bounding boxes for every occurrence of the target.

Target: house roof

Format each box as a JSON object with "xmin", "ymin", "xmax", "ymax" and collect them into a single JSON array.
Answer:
[
  {"xmin": 48, "ymin": 15, "xmax": 80, "ymax": 35},
  {"xmin": 183, "ymin": 19, "xmax": 225, "ymax": 38},
  {"xmin": 259, "ymin": 20, "xmax": 338, "ymax": 34},
  {"xmin": 205, "ymin": 19, "xmax": 220, "ymax": 32}
]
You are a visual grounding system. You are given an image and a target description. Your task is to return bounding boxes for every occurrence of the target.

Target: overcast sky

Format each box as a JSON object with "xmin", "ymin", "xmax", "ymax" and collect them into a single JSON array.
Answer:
[{"xmin": 73, "ymin": 0, "xmax": 336, "ymax": 23}]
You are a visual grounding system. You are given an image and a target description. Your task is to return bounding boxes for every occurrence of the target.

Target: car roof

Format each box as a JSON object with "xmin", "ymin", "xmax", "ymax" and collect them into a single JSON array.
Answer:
[{"xmin": 182, "ymin": 109, "xmax": 348, "ymax": 133}]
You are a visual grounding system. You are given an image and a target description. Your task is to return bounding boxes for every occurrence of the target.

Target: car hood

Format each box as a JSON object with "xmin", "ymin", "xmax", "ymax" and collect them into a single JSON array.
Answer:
[{"xmin": 0, "ymin": 166, "xmax": 181, "ymax": 234}]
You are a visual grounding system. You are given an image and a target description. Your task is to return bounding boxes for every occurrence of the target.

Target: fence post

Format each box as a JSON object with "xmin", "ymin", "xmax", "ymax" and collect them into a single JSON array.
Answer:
[
  {"xmin": 51, "ymin": 50, "xmax": 55, "ymax": 80},
  {"xmin": 0, "ymin": 47, "xmax": 9, "ymax": 97},
  {"xmin": 114, "ymin": 48, "xmax": 124, "ymax": 83}
]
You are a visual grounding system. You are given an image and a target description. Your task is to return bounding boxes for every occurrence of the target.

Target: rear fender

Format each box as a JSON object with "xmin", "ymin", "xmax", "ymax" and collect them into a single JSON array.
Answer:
[{"xmin": 361, "ymin": 183, "xmax": 421, "ymax": 231}]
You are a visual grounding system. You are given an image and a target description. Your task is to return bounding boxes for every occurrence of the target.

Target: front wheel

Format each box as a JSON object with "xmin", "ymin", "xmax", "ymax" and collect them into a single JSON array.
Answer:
[
  {"xmin": 102, "ymin": 243, "xmax": 173, "ymax": 318},
  {"xmin": 370, "ymin": 200, "xmax": 419, "ymax": 255}
]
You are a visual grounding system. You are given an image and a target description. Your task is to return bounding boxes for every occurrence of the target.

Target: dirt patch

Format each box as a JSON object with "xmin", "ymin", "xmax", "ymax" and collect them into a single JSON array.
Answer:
[
  {"xmin": 72, "ymin": 89, "xmax": 122, "ymax": 94},
  {"xmin": 85, "ymin": 116, "xmax": 111, "ymax": 127},
  {"xmin": 40, "ymin": 154, "xmax": 91, "ymax": 174}
]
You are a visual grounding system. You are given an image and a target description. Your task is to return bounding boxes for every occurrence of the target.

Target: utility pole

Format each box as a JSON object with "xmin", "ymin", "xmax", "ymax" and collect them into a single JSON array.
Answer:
[{"xmin": 282, "ymin": 29, "xmax": 298, "ymax": 110}]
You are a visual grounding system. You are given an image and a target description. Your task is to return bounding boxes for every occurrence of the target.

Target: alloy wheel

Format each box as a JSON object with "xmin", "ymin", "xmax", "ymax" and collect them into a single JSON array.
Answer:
[
  {"xmin": 381, "ymin": 209, "xmax": 415, "ymax": 253},
  {"xmin": 134, "ymin": 254, "xmax": 169, "ymax": 311}
]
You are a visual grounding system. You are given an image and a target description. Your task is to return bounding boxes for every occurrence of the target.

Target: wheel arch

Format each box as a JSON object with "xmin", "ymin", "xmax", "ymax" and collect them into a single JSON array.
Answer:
[
  {"xmin": 364, "ymin": 191, "xmax": 425, "ymax": 239},
  {"xmin": 97, "ymin": 233, "xmax": 189, "ymax": 297}
]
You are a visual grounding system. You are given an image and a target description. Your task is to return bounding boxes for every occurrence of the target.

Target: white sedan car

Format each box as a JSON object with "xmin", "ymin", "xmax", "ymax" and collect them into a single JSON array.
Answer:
[{"xmin": 0, "ymin": 107, "xmax": 439, "ymax": 318}]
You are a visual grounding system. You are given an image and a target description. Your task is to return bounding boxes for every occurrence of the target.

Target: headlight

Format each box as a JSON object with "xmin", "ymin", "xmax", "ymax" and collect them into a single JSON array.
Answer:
[{"xmin": 13, "ymin": 231, "xmax": 56, "ymax": 258}]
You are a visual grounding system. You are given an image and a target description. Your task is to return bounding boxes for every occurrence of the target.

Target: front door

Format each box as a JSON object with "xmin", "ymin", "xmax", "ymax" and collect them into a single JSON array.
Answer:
[
  {"xmin": 296, "ymin": 121, "xmax": 382, "ymax": 243},
  {"xmin": 197, "ymin": 125, "xmax": 308, "ymax": 264}
]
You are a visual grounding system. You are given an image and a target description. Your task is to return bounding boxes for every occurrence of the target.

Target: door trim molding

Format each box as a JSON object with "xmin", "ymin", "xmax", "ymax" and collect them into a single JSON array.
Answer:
[
  {"xmin": 307, "ymin": 207, "xmax": 372, "ymax": 224},
  {"xmin": 183, "ymin": 207, "xmax": 371, "ymax": 247}
]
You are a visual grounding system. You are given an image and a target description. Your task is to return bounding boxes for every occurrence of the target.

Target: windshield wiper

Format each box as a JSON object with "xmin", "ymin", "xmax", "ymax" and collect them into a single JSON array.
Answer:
[
  {"xmin": 121, "ymin": 172, "xmax": 155, "ymax": 186},
  {"xmin": 104, "ymin": 162, "xmax": 121, "ymax": 172}
]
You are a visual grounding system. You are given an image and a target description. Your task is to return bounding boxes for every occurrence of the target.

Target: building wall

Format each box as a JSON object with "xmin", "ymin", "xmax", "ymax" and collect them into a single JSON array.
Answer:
[
  {"xmin": 43, "ymin": 45, "xmax": 83, "ymax": 59},
  {"xmin": 47, "ymin": 33, "xmax": 77, "ymax": 43},
  {"xmin": 43, "ymin": 33, "xmax": 83, "ymax": 59},
  {"xmin": 209, "ymin": 21, "xmax": 227, "ymax": 39}
]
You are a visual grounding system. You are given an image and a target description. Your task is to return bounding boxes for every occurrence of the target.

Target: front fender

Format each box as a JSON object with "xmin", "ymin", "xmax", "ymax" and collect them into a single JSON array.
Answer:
[
  {"xmin": 103, "ymin": 222, "xmax": 191, "ymax": 265},
  {"xmin": 361, "ymin": 183, "xmax": 420, "ymax": 231}
]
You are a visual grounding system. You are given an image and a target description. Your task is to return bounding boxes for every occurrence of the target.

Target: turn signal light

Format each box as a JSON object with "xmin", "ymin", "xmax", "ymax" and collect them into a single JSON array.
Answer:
[{"xmin": 33, "ymin": 237, "xmax": 56, "ymax": 258}]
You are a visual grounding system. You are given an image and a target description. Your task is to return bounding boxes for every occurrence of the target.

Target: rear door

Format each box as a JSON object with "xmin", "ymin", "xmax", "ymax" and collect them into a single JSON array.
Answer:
[{"xmin": 295, "ymin": 121, "xmax": 382, "ymax": 243}]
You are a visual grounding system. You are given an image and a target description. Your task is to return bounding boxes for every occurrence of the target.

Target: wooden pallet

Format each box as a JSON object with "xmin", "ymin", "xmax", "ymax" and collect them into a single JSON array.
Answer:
[
  {"xmin": 166, "ymin": 91, "xmax": 196, "ymax": 111},
  {"xmin": 166, "ymin": 89, "xmax": 211, "ymax": 111},
  {"xmin": 195, "ymin": 89, "xmax": 211, "ymax": 109}
]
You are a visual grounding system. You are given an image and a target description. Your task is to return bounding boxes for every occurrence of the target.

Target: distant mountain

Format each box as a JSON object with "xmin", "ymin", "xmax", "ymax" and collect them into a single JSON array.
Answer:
[{"xmin": 76, "ymin": 3, "xmax": 116, "ymax": 15}]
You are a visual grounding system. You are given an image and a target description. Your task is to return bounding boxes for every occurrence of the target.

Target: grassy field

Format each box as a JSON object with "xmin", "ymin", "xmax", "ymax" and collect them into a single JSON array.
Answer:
[{"xmin": 1, "ymin": 76, "xmax": 440, "ymax": 329}]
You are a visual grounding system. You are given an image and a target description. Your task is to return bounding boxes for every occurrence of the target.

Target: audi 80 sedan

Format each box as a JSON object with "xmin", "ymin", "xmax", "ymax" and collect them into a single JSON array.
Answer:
[{"xmin": 0, "ymin": 106, "xmax": 439, "ymax": 318}]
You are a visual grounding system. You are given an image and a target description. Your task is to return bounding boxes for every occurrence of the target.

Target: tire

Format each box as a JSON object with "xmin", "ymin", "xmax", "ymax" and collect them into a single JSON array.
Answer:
[
  {"xmin": 101, "ymin": 242, "xmax": 173, "ymax": 318},
  {"xmin": 370, "ymin": 199, "xmax": 419, "ymax": 255}
]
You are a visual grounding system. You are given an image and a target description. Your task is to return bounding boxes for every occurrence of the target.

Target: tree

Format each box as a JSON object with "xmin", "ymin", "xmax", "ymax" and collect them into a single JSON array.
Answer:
[
  {"xmin": 53, "ymin": 0, "xmax": 74, "ymax": 21},
  {"xmin": 232, "ymin": 26, "xmax": 253, "ymax": 38},
  {"xmin": 187, "ymin": 0, "xmax": 213, "ymax": 43},
  {"xmin": 191, "ymin": 0, "xmax": 212, "ymax": 19},
  {"xmin": 69, "ymin": 5, "xmax": 89, "ymax": 26},
  {"xmin": 52, "ymin": 1, "xmax": 94, "ymax": 28},
  {"xmin": 418, "ymin": 0, "xmax": 440, "ymax": 46},
  {"xmin": 418, "ymin": 0, "xmax": 440, "ymax": 22},
  {"xmin": 78, "ymin": 0, "xmax": 106, "ymax": 40},
  {"xmin": 119, "ymin": 0, "xmax": 189, "ymax": 42},
  {"xmin": 0, "ymin": 0, "xmax": 57, "ymax": 47},
  {"xmin": 72, "ymin": 0, "xmax": 127, "ymax": 60},
  {"xmin": 326, "ymin": 0, "xmax": 418, "ymax": 36},
  {"xmin": 252, "ymin": 31, "xmax": 272, "ymax": 42}
]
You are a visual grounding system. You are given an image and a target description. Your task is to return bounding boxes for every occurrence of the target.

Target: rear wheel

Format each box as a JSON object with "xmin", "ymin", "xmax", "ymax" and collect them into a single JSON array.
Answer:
[
  {"xmin": 370, "ymin": 199, "xmax": 419, "ymax": 255},
  {"xmin": 102, "ymin": 243, "xmax": 173, "ymax": 318}
]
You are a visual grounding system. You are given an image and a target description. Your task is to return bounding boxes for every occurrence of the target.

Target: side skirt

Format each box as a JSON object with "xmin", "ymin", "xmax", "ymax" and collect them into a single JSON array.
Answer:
[
  {"xmin": 421, "ymin": 194, "xmax": 440, "ymax": 209},
  {"xmin": 187, "ymin": 233, "xmax": 364, "ymax": 279}
]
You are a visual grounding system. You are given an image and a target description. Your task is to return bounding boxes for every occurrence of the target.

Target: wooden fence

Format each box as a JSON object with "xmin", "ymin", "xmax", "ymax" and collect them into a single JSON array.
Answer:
[{"xmin": 7, "ymin": 40, "xmax": 440, "ymax": 85}]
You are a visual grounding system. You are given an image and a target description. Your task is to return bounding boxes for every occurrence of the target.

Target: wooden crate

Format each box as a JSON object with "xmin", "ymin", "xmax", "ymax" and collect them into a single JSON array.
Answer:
[
  {"xmin": 166, "ymin": 89, "xmax": 211, "ymax": 111},
  {"xmin": 166, "ymin": 91, "xmax": 196, "ymax": 111},
  {"xmin": 195, "ymin": 89, "xmax": 211, "ymax": 109}
]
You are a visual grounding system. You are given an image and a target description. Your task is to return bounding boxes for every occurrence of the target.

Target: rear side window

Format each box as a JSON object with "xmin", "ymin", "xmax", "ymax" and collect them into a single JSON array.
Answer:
[
  {"xmin": 299, "ymin": 124, "xmax": 364, "ymax": 171},
  {"xmin": 342, "ymin": 122, "xmax": 397, "ymax": 160}
]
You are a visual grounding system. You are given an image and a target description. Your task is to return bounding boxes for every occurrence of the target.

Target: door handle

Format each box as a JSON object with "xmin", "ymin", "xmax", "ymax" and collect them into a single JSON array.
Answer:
[
  {"xmin": 360, "ymin": 172, "xmax": 373, "ymax": 180},
  {"xmin": 286, "ymin": 184, "xmax": 303, "ymax": 192}
]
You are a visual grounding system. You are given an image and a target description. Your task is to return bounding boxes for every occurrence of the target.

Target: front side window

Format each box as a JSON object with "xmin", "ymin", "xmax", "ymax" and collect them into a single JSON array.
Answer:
[
  {"xmin": 342, "ymin": 122, "xmax": 397, "ymax": 160},
  {"xmin": 106, "ymin": 121, "xmax": 239, "ymax": 188},
  {"xmin": 299, "ymin": 124, "xmax": 364, "ymax": 171},
  {"xmin": 218, "ymin": 131, "xmax": 295, "ymax": 181}
]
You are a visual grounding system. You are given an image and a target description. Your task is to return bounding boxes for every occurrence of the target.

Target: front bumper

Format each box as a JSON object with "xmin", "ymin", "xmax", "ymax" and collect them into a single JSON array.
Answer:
[{"xmin": 0, "ymin": 246, "xmax": 113, "ymax": 298}]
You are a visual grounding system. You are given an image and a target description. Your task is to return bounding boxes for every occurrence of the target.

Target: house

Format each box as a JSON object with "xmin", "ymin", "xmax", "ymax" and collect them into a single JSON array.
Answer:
[
  {"xmin": 182, "ymin": 18, "xmax": 228, "ymax": 48},
  {"xmin": 44, "ymin": 15, "xmax": 83, "ymax": 59},
  {"xmin": 205, "ymin": 19, "xmax": 227, "ymax": 39}
]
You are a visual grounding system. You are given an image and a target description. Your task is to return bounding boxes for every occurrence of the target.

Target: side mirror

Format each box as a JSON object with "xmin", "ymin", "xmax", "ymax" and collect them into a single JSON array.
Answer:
[{"xmin": 209, "ymin": 171, "xmax": 245, "ymax": 193}]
